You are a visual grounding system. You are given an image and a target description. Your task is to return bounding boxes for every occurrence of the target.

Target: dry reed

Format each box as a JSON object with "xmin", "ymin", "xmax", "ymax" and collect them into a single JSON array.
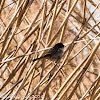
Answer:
[{"xmin": 0, "ymin": 0, "xmax": 100, "ymax": 100}]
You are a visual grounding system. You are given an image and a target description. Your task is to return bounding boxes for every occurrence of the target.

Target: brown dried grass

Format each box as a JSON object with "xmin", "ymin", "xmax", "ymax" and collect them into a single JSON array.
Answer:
[{"xmin": 0, "ymin": 0, "xmax": 100, "ymax": 100}]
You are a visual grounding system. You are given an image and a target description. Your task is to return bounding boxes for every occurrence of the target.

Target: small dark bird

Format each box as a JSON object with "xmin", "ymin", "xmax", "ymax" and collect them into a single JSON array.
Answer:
[{"xmin": 32, "ymin": 43, "xmax": 64, "ymax": 62}]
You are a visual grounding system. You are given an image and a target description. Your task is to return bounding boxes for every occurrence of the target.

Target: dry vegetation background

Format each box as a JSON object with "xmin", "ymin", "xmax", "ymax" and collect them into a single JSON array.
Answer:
[{"xmin": 0, "ymin": 0, "xmax": 100, "ymax": 100}]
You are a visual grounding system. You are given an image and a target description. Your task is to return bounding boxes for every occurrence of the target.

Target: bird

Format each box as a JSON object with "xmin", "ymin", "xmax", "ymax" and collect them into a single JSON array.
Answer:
[{"xmin": 32, "ymin": 43, "xmax": 64, "ymax": 62}]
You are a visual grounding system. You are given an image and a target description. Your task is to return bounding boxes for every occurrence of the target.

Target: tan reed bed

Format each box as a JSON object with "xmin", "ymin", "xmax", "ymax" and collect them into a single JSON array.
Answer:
[{"xmin": 0, "ymin": 0, "xmax": 100, "ymax": 100}]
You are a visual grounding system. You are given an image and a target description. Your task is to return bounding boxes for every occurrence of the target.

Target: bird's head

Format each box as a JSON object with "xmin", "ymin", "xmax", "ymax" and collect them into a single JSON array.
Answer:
[{"xmin": 54, "ymin": 43, "xmax": 64, "ymax": 48}]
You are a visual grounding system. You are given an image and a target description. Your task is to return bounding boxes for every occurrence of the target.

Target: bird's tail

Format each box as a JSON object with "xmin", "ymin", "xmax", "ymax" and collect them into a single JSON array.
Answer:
[{"xmin": 31, "ymin": 56, "xmax": 45, "ymax": 62}]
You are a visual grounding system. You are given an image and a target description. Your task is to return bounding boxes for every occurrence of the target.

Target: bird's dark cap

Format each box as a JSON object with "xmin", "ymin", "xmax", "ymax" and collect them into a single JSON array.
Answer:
[{"xmin": 54, "ymin": 43, "xmax": 64, "ymax": 48}]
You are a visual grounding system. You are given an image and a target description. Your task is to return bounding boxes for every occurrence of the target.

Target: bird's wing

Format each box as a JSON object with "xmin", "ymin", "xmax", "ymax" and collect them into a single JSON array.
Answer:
[{"xmin": 45, "ymin": 47, "xmax": 57, "ymax": 55}]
